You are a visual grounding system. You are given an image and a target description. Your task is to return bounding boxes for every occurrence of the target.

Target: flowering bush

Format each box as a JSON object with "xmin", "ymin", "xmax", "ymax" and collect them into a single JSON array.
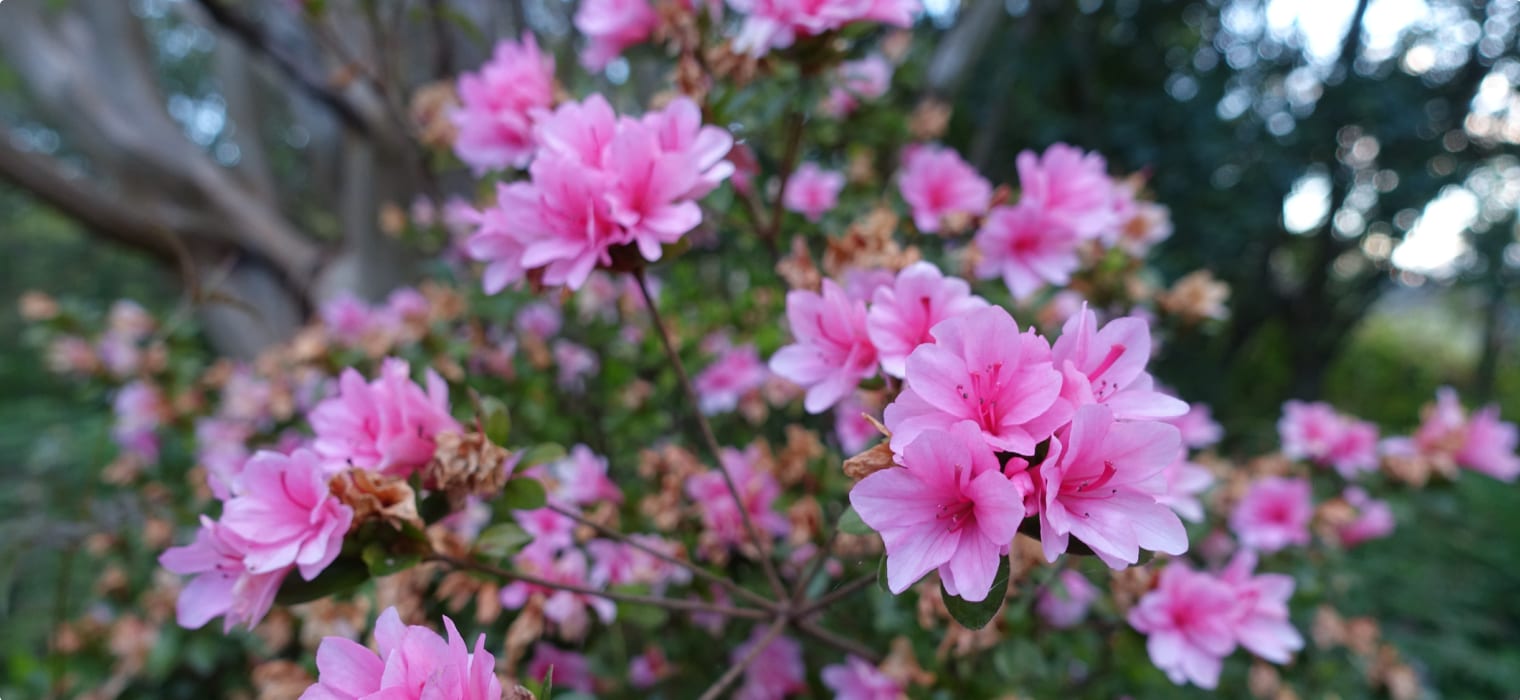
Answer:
[{"xmin": 10, "ymin": 2, "xmax": 1519, "ymax": 699}]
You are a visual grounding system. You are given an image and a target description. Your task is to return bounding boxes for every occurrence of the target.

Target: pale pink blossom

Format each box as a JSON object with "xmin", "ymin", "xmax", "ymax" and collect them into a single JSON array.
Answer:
[
  {"xmin": 1456, "ymin": 402, "xmax": 1520, "ymax": 481},
  {"xmin": 732, "ymin": 629, "xmax": 805, "ymax": 700},
  {"xmin": 1127, "ymin": 562, "xmax": 1240, "ymax": 689},
  {"xmin": 865, "ymin": 261, "xmax": 989, "ymax": 378},
  {"xmin": 500, "ymin": 548, "xmax": 616, "ymax": 638},
  {"xmin": 320, "ymin": 292, "xmax": 375, "ymax": 346},
  {"xmin": 695, "ymin": 342, "xmax": 770, "ymax": 415},
  {"xmin": 1155, "ymin": 454, "xmax": 1214, "ymax": 523},
  {"xmin": 1230, "ymin": 476, "xmax": 1312, "ymax": 553},
  {"xmin": 197, "ymin": 418, "xmax": 252, "ymax": 500},
  {"xmin": 1032, "ymin": 405, "xmax": 1188, "ymax": 567},
  {"xmin": 851, "ymin": 422, "xmax": 1025, "ymax": 599},
  {"xmin": 835, "ymin": 393, "xmax": 881, "ymax": 455},
  {"xmin": 574, "ymin": 0, "xmax": 659, "ymax": 70},
  {"xmin": 638, "ymin": 93, "xmax": 735, "ymax": 199},
  {"xmin": 159, "ymin": 516, "xmax": 287, "ymax": 632},
  {"xmin": 821, "ymin": 655, "xmax": 903, "ymax": 700},
  {"xmin": 220, "ymin": 449, "xmax": 352, "ymax": 579},
  {"xmin": 897, "ymin": 144, "xmax": 992, "ymax": 233},
  {"xmin": 300, "ymin": 607, "xmax": 502, "ymax": 700},
  {"xmin": 1218, "ymin": 550, "xmax": 1304, "ymax": 664},
  {"xmin": 822, "ymin": 54, "xmax": 894, "ymax": 118},
  {"xmin": 1051, "ymin": 306, "xmax": 1188, "ymax": 420},
  {"xmin": 782, "ymin": 162, "xmax": 845, "ymax": 222},
  {"xmin": 1278, "ymin": 401, "xmax": 1378, "ymax": 477},
  {"xmin": 1015, "ymin": 143, "xmax": 1118, "ymax": 241},
  {"xmin": 309, "ymin": 358, "xmax": 461, "ymax": 477},
  {"xmin": 552, "ymin": 339, "xmax": 600, "ymax": 391},
  {"xmin": 728, "ymin": 0, "xmax": 917, "ymax": 56},
  {"xmin": 526, "ymin": 644, "xmax": 596, "ymax": 694},
  {"xmin": 768, "ymin": 280, "xmax": 878, "ymax": 413},
  {"xmin": 1336, "ymin": 486, "xmax": 1395, "ymax": 547},
  {"xmin": 1166, "ymin": 401, "xmax": 1223, "ymax": 449},
  {"xmin": 461, "ymin": 185, "xmax": 535, "ymax": 293},
  {"xmin": 841, "ymin": 267, "xmax": 896, "ymax": 303},
  {"xmin": 974, "ymin": 203, "xmax": 1082, "ymax": 300},
  {"xmin": 514, "ymin": 507, "xmax": 579, "ymax": 554},
  {"xmin": 883, "ymin": 305, "xmax": 1067, "ymax": 455},
  {"xmin": 112, "ymin": 380, "xmax": 167, "ymax": 461},
  {"xmin": 547, "ymin": 444, "xmax": 624, "ymax": 506},
  {"xmin": 587, "ymin": 535, "xmax": 693, "ymax": 592},
  {"xmin": 687, "ymin": 444, "xmax": 790, "ymax": 553},
  {"xmin": 1035, "ymin": 569, "xmax": 1100, "ymax": 629},
  {"xmin": 451, "ymin": 34, "xmax": 556, "ymax": 174},
  {"xmin": 516, "ymin": 301, "xmax": 563, "ymax": 338}
]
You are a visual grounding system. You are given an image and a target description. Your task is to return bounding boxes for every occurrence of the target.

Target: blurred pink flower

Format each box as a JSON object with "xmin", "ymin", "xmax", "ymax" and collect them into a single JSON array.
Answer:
[
  {"xmin": 732, "ymin": 629, "xmax": 805, "ymax": 700},
  {"xmin": 309, "ymin": 358, "xmax": 461, "ymax": 478},
  {"xmin": 112, "ymin": 380, "xmax": 166, "ymax": 462},
  {"xmin": 1219, "ymin": 550, "xmax": 1303, "ymax": 664},
  {"xmin": 462, "ymin": 184, "xmax": 536, "ymax": 293},
  {"xmin": 695, "ymin": 342, "xmax": 770, "ymax": 415},
  {"xmin": 638, "ymin": 94, "xmax": 736, "ymax": 200},
  {"xmin": 851, "ymin": 422, "xmax": 1025, "ymax": 599},
  {"xmin": 1015, "ymin": 143, "xmax": 1118, "ymax": 241},
  {"xmin": 574, "ymin": 0, "xmax": 659, "ymax": 70},
  {"xmin": 526, "ymin": 643, "xmax": 596, "ymax": 694},
  {"xmin": 320, "ymin": 292, "xmax": 375, "ymax": 346},
  {"xmin": 1154, "ymin": 454, "xmax": 1214, "ymax": 523},
  {"xmin": 1036, "ymin": 569, "xmax": 1100, "ymax": 629},
  {"xmin": 1127, "ymin": 562, "xmax": 1239, "ymax": 689},
  {"xmin": 822, "ymin": 54, "xmax": 894, "ymax": 117},
  {"xmin": 1337, "ymin": 487, "xmax": 1395, "ymax": 547},
  {"xmin": 866, "ymin": 261, "xmax": 989, "ymax": 378},
  {"xmin": 898, "ymin": 144, "xmax": 992, "ymax": 233},
  {"xmin": 587, "ymin": 535, "xmax": 693, "ymax": 592},
  {"xmin": 451, "ymin": 33, "xmax": 556, "ymax": 174},
  {"xmin": 1166, "ymin": 401, "xmax": 1223, "ymax": 449},
  {"xmin": 159, "ymin": 516, "xmax": 287, "ymax": 632},
  {"xmin": 516, "ymin": 301, "xmax": 563, "ymax": 338},
  {"xmin": 768, "ymin": 279, "xmax": 878, "ymax": 413},
  {"xmin": 552, "ymin": 339, "xmax": 600, "ymax": 391},
  {"xmin": 1230, "ymin": 476, "xmax": 1312, "ymax": 553},
  {"xmin": 500, "ymin": 549, "xmax": 616, "ymax": 639},
  {"xmin": 821, "ymin": 655, "xmax": 903, "ymax": 699},
  {"xmin": 687, "ymin": 444, "xmax": 790, "ymax": 553},
  {"xmin": 1278, "ymin": 400, "xmax": 1378, "ymax": 478},
  {"xmin": 301, "ymin": 607, "xmax": 502, "ymax": 700},
  {"xmin": 974, "ymin": 203, "xmax": 1082, "ymax": 300},
  {"xmin": 1457, "ymin": 403, "xmax": 1520, "ymax": 481},
  {"xmin": 729, "ymin": 0, "xmax": 917, "ymax": 56},
  {"xmin": 841, "ymin": 267, "xmax": 896, "ymax": 303},
  {"xmin": 781, "ymin": 162, "xmax": 845, "ymax": 221},
  {"xmin": 629, "ymin": 647, "xmax": 674, "ymax": 689},
  {"xmin": 220, "ymin": 449, "xmax": 352, "ymax": 580},
  {"xmin": 1051, "ymin": 306, "xmax": 1187, "ymax": 420},
  {"xmin": 835, "ymin": 393, "xmax": 881, "ymax": 455},
  {"xmin": 197, "ymin": 418, "xmax": 252, "ymax": 500},
  {"xmin": 547, "ymin": 444, "xmax": 624, "ymax": 506}
]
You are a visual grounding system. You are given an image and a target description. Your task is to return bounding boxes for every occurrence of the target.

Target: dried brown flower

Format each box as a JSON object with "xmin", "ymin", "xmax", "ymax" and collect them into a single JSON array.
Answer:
[
  {"xmin": 409, "ymin": 81, "xmax": 459, "ymax": 150},
  {"xmin": 1158, "ymin": 270, "xmax": 1231, "ymax": 323},
  {"xmin": 423, "ymin": 431, "xmax": 513, "ymax": 510},
  {"xmin": 330, "ymin": 468, "xmax": 424, "ymax": 532},
  {"xmin": 252, "ymin": 659, "xmax": 314, "ymax": 700},
  {"xmin": 776, "ymin": 235, "xmax": 822, "ymax": 291}
]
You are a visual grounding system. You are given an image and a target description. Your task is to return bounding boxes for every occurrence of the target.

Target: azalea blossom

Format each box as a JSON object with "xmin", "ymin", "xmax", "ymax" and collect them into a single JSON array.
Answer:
[
  {"xmin": 781, "ymin": 162, "xmax": 845, "ymax": 222},
  {"xmin": 731, "ymin": 628, "xmax": 806, "ymax": 700},
  {"xmin": 574, "ymin": 0, "xmax": 659, "ymax": 71},
  {"xmin": 1035, "ymin": 569, "xmax": 1100, "ymax": 629},
  {"xmin": 835, "ymin": 393, "xmax": 881, "ymax": 455},
  {"xmin": 1015, "ymin": 143, "xmax": 1118, "ymax": 241},
  {"xmin": 1166, "ymin": 401, "xmax": 1224, "ymax": 449},
  {"xmin": 687, "ymin": 444, "xmax": 790, "ymax": 553},
  {"xmin": 1127, "ymin": 562, "xmax": 1240, "ymax": 689},
  {"xmin": 552, "ymin": 339, "xmax": 600, "ymax": 391},
  {"xmin": 897, "ymin": 144, "xmax": 992, "ymax": 233},
  {"xmin": 974, "ymin": 202, "xmax": 1083, "ymax": 300},
  {"xmin": 851, "ymin": 422, "xmax": 1025, "ymax": 600},
  {"xmin": 1218, "ymin": 550, "xmax": 1304, "ymax": 664},
  {"xmin": 1336, "ymin": 486, "xmax": 1396, "ymax": 547},
  {"xmin": 1154, "ymin": 454, "xmax": 1215, "ymax": 523},
  {"xmin": 159, "ymin": 516, "xmax": 288, "ymax": 632},
  {"xmin": 1230, "ymin": 476, "xmax": 1312, "ymax": 553},
  {"xmin": 111, "ymin": 380, "xmax": 167, "ymax": 462},
  {"xmin": 865, "ymin": 261, "xmax": 989, "ymax": 378},
  {"xmin": 451, "ymin": 34, "xmax": 556, "ymax": 174},
  {"xmin": 587, "ymin": 534, "xmax": 693, "ymax": 592},
  {"xmin": 729, "ymin": 0, "xmax": 918, "ymax": 56},
  {"xmin": 769, "ymin": 279, "xmax": 878, "ymax": 414},
  {"xmin": 1404, "ymin": 387, "xmax": 1520, "ymax": 481},
  {"xmin": 526, "ymin": 643, "xmax": 596, "ymax": 694},
  {"xmin": 1278, "ymin": 400, "xmax": 1379, "ymax": 478},
  {"xmin": 299, "ymin": 607, "xmax": 502, "ymax": 700},
  {"xmin": 821, "ymin": 655, "xmax": 904, "ymax": 699},
  {"xmin": 308, "ymin": 358, "xmax": 461, "ymax": 477},
  {"xmin": 545, "ymin": 444, "xmax": 624, "ymax": 507},
  {"xmin": 821, "ymin": 54, "xmax": 894, "ymax": 118},
  {"xmin": 1051, "ymin": 306, "xmax": 1188, "ymax": 420},
  {"xmin": 500, "ymin": 548, "xmax": 616, "ymax": 639},
  {"xmin": 883, "ymin": 305, "xmax": 1066, "ymax": 455},
  {"xmin": 219, "ymin": 449, "xmax": 353, "ymax": 580},
  {"xmin": 695, "ymin": 342, "xmax": 770, "ymax": 414}
]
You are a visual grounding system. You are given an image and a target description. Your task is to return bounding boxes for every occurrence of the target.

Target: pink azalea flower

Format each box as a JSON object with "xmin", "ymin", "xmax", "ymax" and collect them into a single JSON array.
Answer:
[
  {"xmin": 526, "ymin": 643, "xmax": 596, "ymax": 694},
  {"xmin": 552, "ymin": 339, "xmax": 600, "ymax": 392},
  {"xmin": 1035, "ymin": 569, "xmax": 1100, "ymax": 629},
  {"xmin": 1337, "ymin": 487, "xmax": 1395, "ymax": 547},
  {"xmin": 587, "ymin": 535, "xmax": 693, "ymax": 592},
  {"xmin": 300, "ymin": 607, "xmax": 502, "ymax": 700},
  {"xmin": 159, "ymin": 516, "xmax": 287, "ymax": 632},
  {"xmin": 732, "ymin": 629, "xmax": 805, "ymax": 700},
  {"xmin": 850, "ymin": 422, "xmax": 1025, "ymax": 600},
  {"xmin": 1051, "ymin": 306, "xmax": 1188, "ymax": 420},
  {"xmin": 1032, "ymin": 405, "xmax": 1188, "ymax": 567},
  {"xmin": 687, "ymin": 445, "xmax": 790, "ymax": 553},
  {"xmin": 728, "ymin": 0, "xmax": 916, "ymax": 56},
  {"xmin": 1015, "ymin": 143, "xmax": 1118, "ymax": 241},
  {"xmin": 835, "ymin": 393, "xmax": 881, "ymax": 455},
  {"xmin": 574, "ymin": 0, "xmax": 659, "ymax": 70},
  {"xmin": 821, "ymin": 54, "xmax": 894, "ymax": 118},
  {"xmin": 462, "ymin": 185, "xmax": 535, "ymax": 293},
  {"xmin": 219, "ymin": 449, "xmax": 353, "ymax": 580},
  {"xmin": 308, "ymin": 358, "xmax": 461, "ymax": 478},
  {"xmin": 516, "ymin": 301, "xmax": 563, "ymax": 338},
  {"xmin": 112, "ymin": 380, "xmax": 167, "ymax": 462},
  {"xmin": 514, "ymin": 507, "xmax": 579, "ymax": 554},
  {"xmin": 1127, "ymin": 562, "xmax": 1239, "ymax": 689},
  {"xmin": 638, "ymin": 93, "xmax": 736, "ymax": 200},
  {"xmin": 821, "ymin": 655, "xmax": 904, "ymax": 700},
  {"xmin": 781, "ymin": 162, "xmax": 845, "ymax": 222},
  {"xmin": 197, "ymin": 418, "xmax": 252, "ymax": 500},
  {"xmin": 500, "ymin": 548, "xmax": 616, "ymax": 639},
  {"xmin": 841, "ymin": 267, "xmax": 897, "ymax": 303},
  {"xmin": 974, "ymin": 202, "xmax": 1083, "ymax": 300},
  {"xmin": 882, "ymin": 305, "xmax": 1066, "ymax": 455},
  {"xmin": 1166, "ymin": 401, "xmax": 1224, "ymax": 449},
  {"xmin": 898, "ymin": 144, "xmax": 992, "ymax": 233},
  {"xmin": 865, "ymin": 261, "xmax": 989, "ymax": 378},
  {"xmin": 1457, "ymin": 404, "xmax": 1520, "ymax": 481},
  {"xmin": 768, "ymin": 279, "xmax": 878, "ymax": 414},
  {"xmin": 547, "ymin": 444, "xmax": 624, "ymax": 506},
  {"xmin": 1154, "ymin": 454, "xmax": 1215, "ymax": 523},
  {"xmin": 320, "ymin": 292, "xmax": 375, "ymax": 346},
  {"xmin": 451, "ymin": 33, "xmax": 556, "ymax": 174},
  {"xmin": 515, "ymin": 153, "xmax": 625, "ymax": 290},
  {"xmin": 695, "ymin": 343, "xmax": 770, "ymax": 415},
  {"xmin": 1229, "ymin": 476, "xmax": 1312, "ymax": 553},
  {"xmin": 1278, "ymin": 401, "xmax": 1378, "ymax": 477},
  {"xmin": 1218, "ymin": 550, "xmax": 1304, "ymax": 664}
]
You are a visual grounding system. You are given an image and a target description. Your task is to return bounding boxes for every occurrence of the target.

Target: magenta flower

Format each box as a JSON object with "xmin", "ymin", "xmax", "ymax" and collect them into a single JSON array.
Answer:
[
  {"xmin": 526, "ymin": 643, "xmax": 596, "ymax": 694},
  {"xmin": 851, "ymin": 422, "xmax": 1025, "ymax": 600},
  {"xmin": 547, "ymin": 444, "xmax": 624, "ymax": 506},
  {"xmin": 159, "ymin": 516, "xmax": 287, "ymax": 632},
  {"xmin": 638, "ymin": 97, "xmax": 736, "ymax": 200},
  {"xmin": 1033, "ymin": 405, "xmax": 1188, "ymax": 567},
  {"xmin": 219, "ymin": 449, "xmax": 352, "ymax": 580},
  {"xmin": 1035, "ymin": 569, "xmax": 1100, "ymax": 629},
  {"xmin": 111, "ymin": 380, "xmax": 167, "ymax": 462},
  {"xmin": 1229, "ymin": 476, "xmax": 1312, "ymax": 553},
  {"xmin": 1278, "ymin": 400, "xmax": 1378, "ymax": 477},
  {"xmin": 695, "ymin": 342, "xmax": 770, "ymax": 415},
  {"xmin": 309, "ymin": 358, "xmax": 461, "ymax": 478},
  {"xmin": 883, "ymin": 305, "xmax": 1066, "ymax": 455},
  {"xmin": 1219, "ymin": 550, "xmax": 1304, "ymax": 664},
  {"xmin": 299, "ymin": 607, "xmax": 502, "ymax": 700},
  {"xmin": 1457, "ymin": 404, "xmax": 1520, "ymax": 481},
  {"xmin": 974, "ymin": 202, "xmax": 1082, "ymax": 300},
  {"xmin": 1127, "ymin": 562, "xmax": 1239, "ymax": 689},
  {"xmin": 897, "ymin": 144, "xmax": 992, "ymax": 233},
  {"xmin": 687, "ymin": 445, "xmax": 790, "ymax": 553},
  {"xmin": 1015, "ymin": 143, "xmax": 1118, "ymax": 241},
  {"xmin": 451, "ymin": 33, "xmax": 556, "ymax": 174},
  {"xmin": 768, "ymin": 279, "xmax": 878, "ymax": 414},
  {"xmin": 728, "ymin": 0, "xmax": 917, "ymax": 56},
  {"xmin": 1337, "ymin": 487, "xmax": 1395, "ymax": 548},
  {"xmin": 821, "ymin": 655, "xmax": 904, "ymax": 700},
  {"xmin": 1051, "ymin": 306, "xmax": 1188, "ymax": 420},
  {"xmin": 866, "ymin": 261, "xmax": 989, "ymax": 378},
  {"xmin": 781, "ymin": 162, "xmax": 845, "ymax": 222},
  {"xmin": 731, "ymin": 628, "xmax": 805, "ymax": 700},
  {"xmin": 574, "ymin": 0, "xmax": 659, "ymax": 70}
]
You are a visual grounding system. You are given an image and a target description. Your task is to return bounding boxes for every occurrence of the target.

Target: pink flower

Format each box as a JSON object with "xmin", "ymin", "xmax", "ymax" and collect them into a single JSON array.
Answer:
[
  {"xmin": 883, "ymin": 305, "xmax": 1066, "ymax": 455},
  {"xmin": 822, "ymin": 54, "xmax": 894, "ymax": 117},
  {"xmin": 1051, "ymin": 306, "xmax": 1188, "ymax": 420},
  {"xmin": 220, "ymin": 449, "xmax": 352, "ymax": 579},
  {"xmin": 897, "ymin": 144, "xmax": 992, "ymax": 233},
  {"xmin": 461, "ymin": 185, "xmax": 535, "ymax": 293},
  {"xmin": 500, "ymin": 548, "xmax": 616, "ymax": 638},
  {"xmin": 574, "ymin": 0, "xmax": 659, "ymax": 70},
  {"xmin": 552, "ymin": 339, "xmax": 600, "ymax": 391},
  {"xmin": 197, "ymin": 418, "xmax": 252, "ymax": 500},
  {"xmin": 732, "ymin": 629, "xmax": 805, "ymax": 700},
  {"xmin": 974, "ymin": 203, "xmax": 1082, "ymax": 300},
  {"xmin": 1337, "ymin": 487, "xmax": 1395, "ymax": 547},
  {"xmin": 695, "ymin": 343, "xmax": 770, "ymax": 415},
  {"xmin": 769, "ymin": 280, "xmax": 878, "ymax": 413},
  {"xmin": 546, "ymin": 444, "xmax": 624, "ymax": 506},
  {"xmin": 300, "ymin": 607, "xmax": 502, "ymax": 700},
  {"xmin": 841, "ymin": 266, "xmax": 896, "ymax": 303},
  {"xmin": 821, "ymin": 655, "xmax": 903, "ymax": 700},
  {"xmin": 1015, "ymin": 143, "xmax": 1118, "ymax": 241},
  {"xmin": 1127, "ymin": 562, "xmax": 1239, "ymax": 689},
  {"xmin": 835, "ymin": 393, "xmax": 881, "ymax": 455},
  {"xmin": 865, "ymin": 261, "xmax": 989, "ymax": 378},
  {"xmin": 159, "ymin": 516, "xmax": 287, "ymax": 632},
  {"xmin": 1032, "ymin": 405, "xmax": 1188, "ymax": 567},
  {"xmin": 1218, "ymin": 550, "xmax": 1304, "ymax": 664},
  {"xmin": 112, "ymin": 380, "xmax": 167, "ymax": 461},
  {"xmin": 1277, "ymin": 401, "xmax": 1378, "ymax": 477},
  {"xmin": 516, "ymin": 301, "xmax": 563, "ymax": 338},
  {"xmin": 850, "ymin": 422, "xmax": 1025, "ymax": 600},
  {"xmin": 782, "ymin": 162, "xmax": 845, "ymax": 222},
  {"xmin": 451, "ymin": 33, "xmax": 556, "ymax": 174},
  {"xmin": 1035, "ymin": 569, "xmax": 1100, "ymax": 629},
  {"xmin": 309, "ymin": 358, "xmax": 460, "ymax": 477},
  {"xmin": 1457, "ymin": 404, "xmax": 1520, "ymax": 481},
  {"xmin": 1230, "ymin": 476, "xmax": 1312, "ymax": 553},
  {"xmin": 629, "ymin": 647, "xmax": 674, "ymax": 689},
  {"xmin": 1166, "ymin": 402, "xmax": 1223, "ymax": 449},
  {"xmin": 1155, "ymin": 454, "xmax": 1214, "ymax": 523},
  {"xmin": 728, "ymin": 0, "xmax": 917, "ymax": 56},
  {"xmin": 320, "ymin": 292, "xmax": 375, "ymax": 346},
  {"xmin": 687, "ymin": 445, "xmax": 790, "ymax": 553},
  {"xmin": 526, "ymin": 644, "xmax": 596, "ymax": 694},
  {"xmin": 638, "ymin": 97, "xmax": 735, "ymax": 199},
  {"xmin": 587, "ymin": 535, "xmax": 693, "ymax": 592}
]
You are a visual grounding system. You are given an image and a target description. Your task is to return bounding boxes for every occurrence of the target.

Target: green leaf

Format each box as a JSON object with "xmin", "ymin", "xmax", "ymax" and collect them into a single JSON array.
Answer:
[
  {"xmin": 476, "ymin": 522, "xmax": 533, "ymax": 559},
  {"xmin": 838, "ymin": 506, "xmax": 873, "ymax": 536},
  {"xmin": 275, "ymin": 556, "xmax": 369, "ymax": 605},
  {"xmin": 517, "ymin": 442, "xmax": 567, "ymax": 467},
  {"xmin": 876, "ymin": 555, "xmax": 890, "ymax": 593},
  {"xmin": 362, "ymin": 543, "xmax": 421, "ymax": 577},
  {"xmin": 940, "ymin": 557, "xmax": 1010, "ymax": 630},
  {"xmin": 501, "ymin": 476, "xmax": 548, "ymax": 510},
  {"xmin": 480, "ymin": 397, "xmax": 511, "ymax": 445}
]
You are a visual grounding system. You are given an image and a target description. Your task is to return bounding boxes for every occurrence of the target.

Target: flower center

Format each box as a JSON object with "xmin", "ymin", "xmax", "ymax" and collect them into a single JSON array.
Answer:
[
  {"xmin": 935, "ymin": 498, "xmax": 977, "ymax": 533},
  {"xmin": 957, "ymin": 362, "xmax": 1005, "ymax": 431}
]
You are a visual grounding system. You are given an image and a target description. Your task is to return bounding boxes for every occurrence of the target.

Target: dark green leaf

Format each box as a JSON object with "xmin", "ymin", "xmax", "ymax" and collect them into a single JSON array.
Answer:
[
  {"xmin": 876, "ymin": 555, "xmax": 890, "ymax": 593},
  {"xmin": 940, "ymin": 557, "xmax": 1010, "ymax": 630},
  {"xmin": 501, "ymin": 476, "xmax": 548, "ymax": 510},
  {"xmin": 275, "ymin": 556, "xmax": 369, "ymax": 605},
  {"xmin": 362, "ymin": 543, "xmax": 421, "ymax": 577},
  {"xmin": 481, "ymin": 396, "xmax": 511, "ymax": 445},
  {"xmin": 476, "ymin": 522, "xmax": 532, "ymax": 559},
  {"xmin": 837, "ymin": 505, "xmax": 873, "ymax": 536}
]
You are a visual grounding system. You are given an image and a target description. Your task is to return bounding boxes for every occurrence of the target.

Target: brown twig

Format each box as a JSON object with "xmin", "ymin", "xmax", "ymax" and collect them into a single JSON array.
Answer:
[
  {"xmin": 796, "ymin": 618, "xmax": 882, "ymax": 663},
  {"xmin": 798, "ymin": 573, "xmax": 876, "ymax": 616},
  {"xmin": 762, "ymin": 110, "xmax": 808, "ymax": 246},
  {"xmin": 697, "ymin": 617, "xmax": 788, "ymax": 700}
]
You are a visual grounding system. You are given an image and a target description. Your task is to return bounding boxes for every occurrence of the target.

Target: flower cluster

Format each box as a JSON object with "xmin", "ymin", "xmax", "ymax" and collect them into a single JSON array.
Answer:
[
  {"xmin": 1383, "ymin": 386, "xmax": 1520, "ymax": 482},
  {"xmin": 728, "ymin": 0, "xmax": 919, "ymax": 56},
  {"xmin": 301, "ymin": 608, "xmax": 503, "ymax": 699},
  {"xmin": 1278, "ymin": 400, "xmax": 1380, "ymax": 478}
]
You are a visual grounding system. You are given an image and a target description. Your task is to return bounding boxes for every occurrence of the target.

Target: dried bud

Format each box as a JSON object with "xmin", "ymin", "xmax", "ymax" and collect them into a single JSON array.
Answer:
[
  {"xmin": 252, "ymin": 659, "xmax": 313, "ymax": 699},
  {"xmin": 909, "ymin": 98, "xmax": 952, "ymax": 141},
  {"xmin": 409, "ymin": 81, "xmax": 459, "ymax": 150},
  {"xmin": 881, "ymin": 635, "xmax": 936, "ymax": 688},
  {"xmin": 1248, "ymin": 660, "xmax": 1282, "ymax": 699},
  {"xmin": 824, "ymin": 206, "xmax": 918, "ymax": 276},
  {"xmin": 1158, "ymin": 270, "xmax": 1231, "ymax": 323},
  {"xmin": 843, "ymin": 442, "xmax": 896, "ymax": 480},
  {"xmin": 330, "ymin": 469, "xmax": 423, "ymax": 532},
  {"xmin": 423, "ymin": 431, "xmax": 513, "ymax": 510},
  {"xmin": 776, "ymin": 235, "xmax": 822, "ymax": 292}
]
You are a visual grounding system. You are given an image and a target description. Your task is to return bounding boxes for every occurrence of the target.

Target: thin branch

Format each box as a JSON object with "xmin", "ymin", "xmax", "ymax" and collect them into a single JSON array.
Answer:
[
  {"xmin": 790, "ymin": 515, "xmax": 840, "ymax": 606},
  {"xmin": 632, "ymin": 268, "xmax": 789, "ymax": 600},
  {"xmin": 796, "ymin": 619, "xmax": 881, "ymax": 663},
  {"xmin": 697, "ymin": 617, "xmax": 788, "ymax": 700},
  {"xmin": 430, "ymin": 555, "xmax": 770, "ymax": 620},
  {"xmin": 799, "ymin": 573, "xmax": 876, "ymax": 616},
  {"xmin": 762, "ymin": 111, "xmax": 807, "ymax": 248}
]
